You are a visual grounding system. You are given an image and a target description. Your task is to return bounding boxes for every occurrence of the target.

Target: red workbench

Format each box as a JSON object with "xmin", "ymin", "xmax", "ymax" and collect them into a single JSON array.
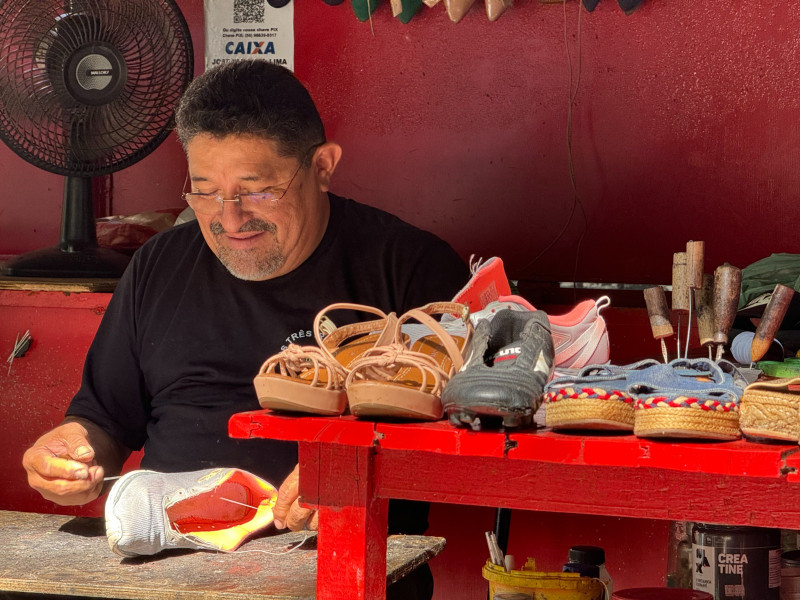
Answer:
[{"xmin": 230, "ymin": 411, "xmax": 800, "ymax": 600}]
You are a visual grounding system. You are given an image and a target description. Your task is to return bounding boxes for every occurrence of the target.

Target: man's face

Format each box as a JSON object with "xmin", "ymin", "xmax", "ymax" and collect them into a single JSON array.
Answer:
[{"xmin": 186, "ymin": 133, "xmax": 324, "ymax": 281}]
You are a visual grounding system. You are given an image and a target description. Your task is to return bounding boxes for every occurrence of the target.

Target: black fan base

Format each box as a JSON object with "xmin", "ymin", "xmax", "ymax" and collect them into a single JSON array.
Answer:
[{"xmin": 3, "ymin": 245, "xmax": 130, "ymax": 278}]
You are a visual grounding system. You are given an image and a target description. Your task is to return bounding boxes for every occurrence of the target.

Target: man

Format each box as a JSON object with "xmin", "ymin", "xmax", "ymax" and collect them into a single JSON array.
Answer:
[{"xmin": 22, "ymin": 60, "xmax": 468, "ymax": 598}]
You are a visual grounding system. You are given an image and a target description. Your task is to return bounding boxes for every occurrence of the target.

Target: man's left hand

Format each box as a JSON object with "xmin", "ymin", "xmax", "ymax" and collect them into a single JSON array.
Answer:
[{"xmin": 273, "ymin": 464, "xmax": 318, "ymax": 531}]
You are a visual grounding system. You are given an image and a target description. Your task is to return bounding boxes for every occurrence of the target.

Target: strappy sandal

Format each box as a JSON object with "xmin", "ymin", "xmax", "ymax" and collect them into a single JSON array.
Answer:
[
  {"xmin": 345, "ymin": 302, "xmax": 472, "ymax": 421},
  {"xmin": 253, "ymin": 303, "xmax": 398, "ymax": 416}
]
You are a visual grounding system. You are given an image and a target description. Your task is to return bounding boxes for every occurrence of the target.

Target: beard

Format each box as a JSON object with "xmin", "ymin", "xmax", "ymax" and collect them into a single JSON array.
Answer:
[{"xmin": 209, "ymin": 219, "xmax": 285, "ymax": 281}]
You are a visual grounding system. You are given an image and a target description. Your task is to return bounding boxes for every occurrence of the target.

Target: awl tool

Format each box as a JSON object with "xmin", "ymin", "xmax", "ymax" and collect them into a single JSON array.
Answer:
[
  {"xmin": 672, "ymin": 252, "xmax": 690, "ymax": 358},
  {"xmin": 693, "ymin": 274, "xmax": 715, "ymax": 360},
  {"xmin": 644, "ymin": 286, "xmax": 673, "ymax": 363},
  {"xmin": 712, "ymin": 263, "xmax": 742, "ymax": 362},
  {"xmin": 683, "ymin": 240, "xmax": 705, "ymax": 358},
  {"xmin": 751, "ymin": 283, "xmax": 795, "ymax": 364}
]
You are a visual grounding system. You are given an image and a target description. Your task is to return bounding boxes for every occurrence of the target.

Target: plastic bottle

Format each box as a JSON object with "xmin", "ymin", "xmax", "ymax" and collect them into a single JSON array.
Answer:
[{"xmin": 567, "ymin": 545, "xmax": 613, "ymax": 600}]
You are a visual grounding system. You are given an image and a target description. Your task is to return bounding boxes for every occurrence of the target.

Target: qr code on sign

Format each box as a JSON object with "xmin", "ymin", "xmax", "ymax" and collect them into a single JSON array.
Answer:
[{"xmin": 234, "ymin": 0, "xmax": 264, "ymax": 23}]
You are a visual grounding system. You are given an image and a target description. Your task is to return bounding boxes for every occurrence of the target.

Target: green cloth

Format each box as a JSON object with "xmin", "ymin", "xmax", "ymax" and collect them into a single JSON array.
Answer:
[
  {"xmin": 352, "ymin": 0, "xmax": 382, "ymax": 21},
  {"xmin": 738, "ymin": 253, "xmax": 800, "ymax": 310}
]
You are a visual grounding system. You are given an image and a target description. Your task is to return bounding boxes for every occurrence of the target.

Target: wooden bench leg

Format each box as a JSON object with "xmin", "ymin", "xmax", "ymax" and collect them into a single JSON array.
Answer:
[{"xmin": 300, "ymin": 442, "xmax": 389, "ymax": 600}]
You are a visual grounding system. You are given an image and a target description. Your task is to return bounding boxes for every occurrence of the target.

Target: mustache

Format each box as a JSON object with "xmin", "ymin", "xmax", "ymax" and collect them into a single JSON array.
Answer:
[{"xmin": 209, "ymin": 219, "xmax": 276, "ymax": 235}]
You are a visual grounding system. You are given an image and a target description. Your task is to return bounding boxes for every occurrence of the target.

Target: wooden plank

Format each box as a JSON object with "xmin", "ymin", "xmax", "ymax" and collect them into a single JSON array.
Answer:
[
  {"xmin": 0, "ymin": 276, "xmax": 118, "ymax": 293},
  {"xmin": 229, "ymin": 411, "xmax": 376, "ymax": 447},
  {"xmin": 372, "ymin": 449, "xmax": 800, "ymax": 529},
  {"xmin": 0, "ymin": 511, "xmax": 444, "ymax": 599},
  {"xmin": 508, "ymin": 430, "xmax": 797, "ymax": 478}
]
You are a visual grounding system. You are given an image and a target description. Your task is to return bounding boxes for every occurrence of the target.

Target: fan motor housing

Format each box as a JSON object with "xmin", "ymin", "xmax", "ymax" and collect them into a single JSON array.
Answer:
[{"xmin": 65, "ymin": 43, "xmax": 127, "ymax": 106}]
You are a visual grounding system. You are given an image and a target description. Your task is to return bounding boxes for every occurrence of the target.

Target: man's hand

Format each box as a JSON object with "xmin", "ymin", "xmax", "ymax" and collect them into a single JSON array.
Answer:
[
  {"xmin": 273, "ymin": 464, "xmax": 318, "ymax": 531},
  {"xmin": 23, "ymin": 421, "xmax": 107, "ymax": 506}
]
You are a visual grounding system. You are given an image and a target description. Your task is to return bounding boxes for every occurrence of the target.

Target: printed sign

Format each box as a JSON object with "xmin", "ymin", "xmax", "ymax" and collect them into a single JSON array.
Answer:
[{"xmin": 204, "ymin": 0, "xmax": 294, "ymax": 72}]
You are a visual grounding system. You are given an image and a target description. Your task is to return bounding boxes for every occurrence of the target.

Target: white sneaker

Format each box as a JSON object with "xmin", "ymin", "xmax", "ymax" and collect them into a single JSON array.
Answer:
[
  {"xmin": 469, "ymin": 294, "xmax": 611, "ymax": 371},
  {"xmin": 105, "ymin": 468, "xmax": 277, "ymax": 557}
]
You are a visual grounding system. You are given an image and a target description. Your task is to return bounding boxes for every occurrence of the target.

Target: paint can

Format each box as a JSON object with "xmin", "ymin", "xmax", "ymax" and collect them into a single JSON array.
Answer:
[
  {"xmin": 691, "ymin": 523, "xmax": 781, "ymax": 599},
  {"xmin": 781, "ymin": 549, "xmax": 800, "ymax": 600},
  {"xmin": 612, "ymin": 589, "xmax": 712, "ymax": 600}
]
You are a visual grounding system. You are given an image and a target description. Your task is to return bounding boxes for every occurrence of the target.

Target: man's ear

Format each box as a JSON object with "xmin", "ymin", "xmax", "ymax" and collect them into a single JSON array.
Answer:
[{"xmin": 311, "ymin": 142, "xmax": 342, "ymax": 192}]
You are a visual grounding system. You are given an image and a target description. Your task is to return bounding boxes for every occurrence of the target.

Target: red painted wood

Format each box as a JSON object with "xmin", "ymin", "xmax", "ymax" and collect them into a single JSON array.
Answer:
[
  {"xmin": 310, "ymin": 443, "xmax": 389, "ymax": 600},
  {"xmin": 4, "ymin": 1, "xmax": 800, "ymax": 294},
  {"xmin": 235, "ymin": 413, "xmax": 800, "ymax": 598},
  {"xmin": 229, "ymin": 410, "xmax": 377, "ymax": 446},
  {"xmin": 0, "ymin": 291, "xmax": 112, "ymax": 516},
  {"xmin": 508, "ymin": 430, "xmax": 798, "ymax": 478},
  {"xmin": 377, "ymin": 421, "xmax": 507, "ymax": 457}
]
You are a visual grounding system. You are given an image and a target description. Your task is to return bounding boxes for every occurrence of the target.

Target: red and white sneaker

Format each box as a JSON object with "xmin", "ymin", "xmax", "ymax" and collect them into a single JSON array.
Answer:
[
  {"xmin": 451, "ymin": 256, "xmax": 511, "ymax": 313},
  {"xmin": 469, "ymin": 295, "xmax": 611, "ymax": 371},
  {"xmin": 452, "ymin": 256, "xmax": 610, "ymax": 371}
]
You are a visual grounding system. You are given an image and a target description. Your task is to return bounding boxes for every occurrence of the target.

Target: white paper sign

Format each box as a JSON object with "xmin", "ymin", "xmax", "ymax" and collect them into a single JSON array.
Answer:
[{"xmin": 204, "ymin": 0, "xmax": 294, "ymax": 72}]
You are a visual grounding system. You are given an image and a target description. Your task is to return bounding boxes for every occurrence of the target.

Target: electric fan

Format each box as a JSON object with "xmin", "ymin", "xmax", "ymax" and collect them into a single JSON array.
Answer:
[{"xmin": 0, "ymin": 0, "xmax": 193, "ymax": 277}]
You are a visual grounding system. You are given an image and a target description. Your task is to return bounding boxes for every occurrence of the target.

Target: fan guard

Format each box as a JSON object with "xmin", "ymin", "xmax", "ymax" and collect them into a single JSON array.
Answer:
[{"xmin": 0, "ymin": 0, "xmax": 193, "ymax": 277}]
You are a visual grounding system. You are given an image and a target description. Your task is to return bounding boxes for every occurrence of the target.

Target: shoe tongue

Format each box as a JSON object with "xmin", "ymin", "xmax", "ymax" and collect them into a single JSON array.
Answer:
[{"xmin": 488, "ymin": 342, "xmax": 522, "ymax": 367}]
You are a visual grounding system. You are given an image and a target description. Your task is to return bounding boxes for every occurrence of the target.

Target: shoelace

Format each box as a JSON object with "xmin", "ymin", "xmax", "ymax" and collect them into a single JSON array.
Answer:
[
  {"xmin": 346, "ymin": 342, "xmax": 451, "ymax": 394},
  {"xmin": 262, "ymin": 344, "xmax": 347, "ymax": 389}
]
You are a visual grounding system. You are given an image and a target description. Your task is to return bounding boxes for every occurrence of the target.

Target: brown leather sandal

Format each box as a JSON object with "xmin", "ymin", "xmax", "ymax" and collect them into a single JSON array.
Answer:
[
  {"xmin": 253, "ymin": 304, "xmax": 398, "ymax": 416},
  {"xmin": 345, "ymin": 302, "xmax": 472, "ymax": 421}
]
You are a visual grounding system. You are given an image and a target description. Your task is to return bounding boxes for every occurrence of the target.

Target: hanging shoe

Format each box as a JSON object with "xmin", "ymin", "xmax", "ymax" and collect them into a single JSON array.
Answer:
[
  {"xmin": 469, "ymin": 295, "xmax": 610, "ymax": 372},
  {"xmin": 105, "ymin": 468, "xmax": 278, "ymax": 557},
  {"xmin": 485, "ymin": 0, "xmax": 512, "ymax": 21},
  {"xmin": 443, "ymin": 308, "xmax": 555, "ymax": 430},
  {"xmin": 443, "ymin": 0, "xmax": 477, "ymax": 22}
]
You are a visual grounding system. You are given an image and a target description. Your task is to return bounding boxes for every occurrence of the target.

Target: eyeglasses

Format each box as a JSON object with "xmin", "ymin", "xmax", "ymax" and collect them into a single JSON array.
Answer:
[{"xmin": 182, "ymin": 162, "xmax": 303, "ymax": 216}]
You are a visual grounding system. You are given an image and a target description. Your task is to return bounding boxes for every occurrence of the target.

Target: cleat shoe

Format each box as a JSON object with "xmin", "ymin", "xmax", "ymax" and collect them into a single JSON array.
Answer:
[
  {"xmin": 469, "ymin": 294, "xmax": 610, "ymax": 371},
  {"xmin": 105, "ymin": 468, "xmax": 277, "ymax": 557},
  {"xmin": 442, "ymin": 308, "xmax": 555, "ymax": 430}
]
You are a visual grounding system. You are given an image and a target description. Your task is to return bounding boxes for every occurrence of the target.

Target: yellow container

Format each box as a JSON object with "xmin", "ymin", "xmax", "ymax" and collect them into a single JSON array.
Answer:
[{"xmin": 483, "ymin": 558, "xmax": 605, "ymax": 600}]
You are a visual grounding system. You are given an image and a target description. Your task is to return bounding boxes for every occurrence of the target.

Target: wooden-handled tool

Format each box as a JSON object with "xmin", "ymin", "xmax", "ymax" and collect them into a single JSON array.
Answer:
[
  {"xmin": 672, "ymin": 252, "xmax": 690, "ymax": 358},
  {"xmin": 712, "ymin": 263, "xmax": 742, "ymax": 362},
  {"xmin": 751, "ymin": 283, "xmax": 795, "ymax": 364},
  {"xmin": 686, "ymin": 241, "xmax": 705, "ymax": 290},
  {"xmin": 693, "ymin": 274, "xmax": 715, "ymax": 358},
  {"xmin": 644, "ymin": 286, "xmax": 673, "ymax": 363}
]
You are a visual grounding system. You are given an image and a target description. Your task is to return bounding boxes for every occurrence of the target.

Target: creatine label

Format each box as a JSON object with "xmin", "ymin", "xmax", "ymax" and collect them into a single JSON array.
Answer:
[{"xmin": 692, "ymin": 542, "xmax": 780, "ymax": 599}]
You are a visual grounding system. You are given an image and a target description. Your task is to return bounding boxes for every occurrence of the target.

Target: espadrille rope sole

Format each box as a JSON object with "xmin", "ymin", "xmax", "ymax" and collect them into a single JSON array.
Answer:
[
  {"xmin": 740, "ymin": 388, "xmax": 800, "ymax": 442},
  {"xmin": 633, "ymin": 399, "xmax": 740, "ymax": 440},
  {"xmin": 544, "ymin": 387, "xmax": 634, "ymax": 430}
]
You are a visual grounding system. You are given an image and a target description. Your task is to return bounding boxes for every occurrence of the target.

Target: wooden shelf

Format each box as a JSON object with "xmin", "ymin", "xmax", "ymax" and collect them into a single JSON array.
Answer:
[{"xmin": 229, "ymin": 410, "xmax": 800, "ymax": 599}]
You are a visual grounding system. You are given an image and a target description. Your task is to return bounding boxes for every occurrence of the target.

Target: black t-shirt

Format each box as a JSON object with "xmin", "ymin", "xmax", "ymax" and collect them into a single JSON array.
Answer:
[{"xmin": 66, "ymin": 193, "xmax": 468, "ymax": 532}]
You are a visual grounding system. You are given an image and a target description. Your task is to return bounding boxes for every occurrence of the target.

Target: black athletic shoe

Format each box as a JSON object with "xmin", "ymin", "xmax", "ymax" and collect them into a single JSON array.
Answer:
[{"xmin": 442, "ymin": 309, "xmax": 554, "ymax": 430}]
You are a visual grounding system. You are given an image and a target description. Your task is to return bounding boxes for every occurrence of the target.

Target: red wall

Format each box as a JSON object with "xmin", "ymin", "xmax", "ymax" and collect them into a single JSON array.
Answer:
[
  {"xmin": 3, "ymin": 1, "xmax": 800, "ymax": 286},
  {"xmin": 4, "ymin": 1, "xmax": 796, "ymax": 597}
]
